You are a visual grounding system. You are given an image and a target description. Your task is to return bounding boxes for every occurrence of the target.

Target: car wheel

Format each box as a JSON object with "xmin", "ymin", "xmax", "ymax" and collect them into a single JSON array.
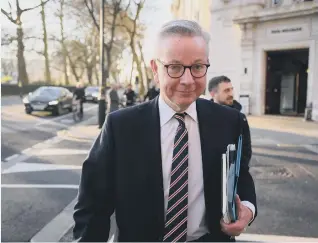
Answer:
[
  {"xmin": 53, "ymin": 104, "xmax": 63, "ymax": 116},
  {"xmin": 25, "ymin": 108, "xmax": 32, "ymax": 114}
]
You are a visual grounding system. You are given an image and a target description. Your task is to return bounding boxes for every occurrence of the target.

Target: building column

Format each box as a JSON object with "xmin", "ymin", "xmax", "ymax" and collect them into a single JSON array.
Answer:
[
  {"xmin": 309, "ymin": 40, "xmax": 318, "ymax": 121},
  {"xmin": 240, "ymin": 23, "xmax": 256, "ymax": 114},
  {"xmin": 252, "ymin": 47, "xmax": 266, "ymax": 116}
]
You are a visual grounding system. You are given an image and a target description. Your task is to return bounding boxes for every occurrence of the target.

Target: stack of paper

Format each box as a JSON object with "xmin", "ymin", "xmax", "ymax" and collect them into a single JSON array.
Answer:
[{"xmin": 222, "ymin": 135, "xmax": 243, "ymax": 223}]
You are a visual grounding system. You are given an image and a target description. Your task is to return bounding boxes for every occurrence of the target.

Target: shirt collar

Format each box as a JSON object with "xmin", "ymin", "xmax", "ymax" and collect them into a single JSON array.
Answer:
[{"xmin": 158, "ymin": 95, "xmax": 198, "ymax": 127}]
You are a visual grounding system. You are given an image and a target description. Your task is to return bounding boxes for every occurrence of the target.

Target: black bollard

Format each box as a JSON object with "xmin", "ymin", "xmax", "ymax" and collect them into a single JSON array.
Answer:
[{"xmin": 98, "ymin": 98, "xmax": 106, "ymax": 128}]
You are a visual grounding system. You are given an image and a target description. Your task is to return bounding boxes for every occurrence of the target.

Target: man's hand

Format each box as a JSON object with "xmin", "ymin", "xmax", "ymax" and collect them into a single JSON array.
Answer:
[{"xmin": 220, "ymin": 195, "xmax": 253, "ymax": 237}]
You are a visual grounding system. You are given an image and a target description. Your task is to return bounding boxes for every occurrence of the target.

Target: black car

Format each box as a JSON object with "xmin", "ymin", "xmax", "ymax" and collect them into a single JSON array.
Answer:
[
  {"xmin": 23, "ymin": 86, "xmax": 73, "ymax": 115},
  {"xmin": 84, "ymin": 86, "xmax": 99, "ymax": 103}
]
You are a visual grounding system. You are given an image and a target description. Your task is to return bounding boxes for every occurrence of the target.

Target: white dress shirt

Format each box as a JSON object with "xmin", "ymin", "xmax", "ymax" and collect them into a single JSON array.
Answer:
[{"xmin": 158, "ymin": 96, "xmax": 255, "ymax": 241}]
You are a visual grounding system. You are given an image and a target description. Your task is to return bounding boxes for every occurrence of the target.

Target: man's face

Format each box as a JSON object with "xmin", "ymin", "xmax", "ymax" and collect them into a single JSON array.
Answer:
[
  {"xmin": 151, "ymin": 35, "xmax": 208, "ymax": 111},
  {"xmin": 212, "ymin": 82, "xmax": 234, "ymax": 106}
]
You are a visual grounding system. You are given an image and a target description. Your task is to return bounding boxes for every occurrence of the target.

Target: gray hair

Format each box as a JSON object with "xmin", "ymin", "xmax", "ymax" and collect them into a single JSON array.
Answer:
[{"xmin": 154, "ymin": 19, "xmax": 210, "ymax": 57}]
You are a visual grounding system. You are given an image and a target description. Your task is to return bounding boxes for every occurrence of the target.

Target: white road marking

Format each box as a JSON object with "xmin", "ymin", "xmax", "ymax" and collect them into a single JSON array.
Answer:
[
  {"xmin": 1, "ymin": 123, "xmax": 33, "ymax": 134},
  {"xmin": 252, "ymin": 138, "xmax": 278, "ymax": 145},
  {"xmin": 34, "ymin": 104, "xmax": 97, "ymax": 127},
  {"xmin": 1, "ymin": 162, "xmax": 82, "ymax": 174},
  {"xmin": 60, "ymin": 119, "xmax": 74, "ymax": 124},
  {"xmin": 237, "ymin": 233, "xmax": 318, "ymax": 242},
  {"xmin": 2, "ymin": 112, "xmax": 97, "ymax": 172},
  {"xmin": 297, "ymin": 164, "xmax": 316, "ymax": 178},
  {"xmin": 4, "ymin": 154, "xmax": 20, "ymax": 162},
  {"xmin": 304, "ymin": 145, "xmax": 318, "ymax": 155},
  {"xmin": 1, "ymin": 126, "xmax": 16, "ymax": 134},
  {"xmin": 24, "ymin": 148, "xmax": 89, "ymax": 156},
  {"xmin": 1, "ymin": 184, "xmax": 79, "ymax": 189},
  {"xmin": 1, "ymin": 154, "xmax": 31, "ymax": 172},
  {"xmin": 22, "ymin": 147, "xmax": 32, "ymax": 154}
]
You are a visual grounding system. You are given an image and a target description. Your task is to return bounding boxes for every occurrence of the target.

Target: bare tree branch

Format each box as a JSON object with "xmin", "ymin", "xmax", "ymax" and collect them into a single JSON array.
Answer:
[
  {"xmin": 1, "ymin": 32, "xmax": 17, "ymax": 45},
  {"xmin": 1, "ymin": 8, "xmax": 17, "ymax": 24},
  {"xmin": 83, "ymin": 0, "xmax": 100, "ymax": 31},
  {"xmin": 21, "ymin": 0, "xmax": 51, "ymax": 13},
  {"xmin": 51, "ymin": 65, "xmax": 64, "ymax": 72},
  {"xmin": 24, "ymin": 36, "xmax": 42, "ymax": 41},
  {"xmin": 123, "ymin": 0, "xmax": 131, "ymax": 12}
]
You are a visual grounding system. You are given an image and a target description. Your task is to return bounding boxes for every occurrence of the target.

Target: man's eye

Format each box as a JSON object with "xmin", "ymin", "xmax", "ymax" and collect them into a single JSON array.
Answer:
[
  {"xmin": 169, "ymin": 65, "xmax": 182, "ymax": 71},
  {"xmin": 193, "ymin": 64, "xmax": 203, "ymax": 71}
]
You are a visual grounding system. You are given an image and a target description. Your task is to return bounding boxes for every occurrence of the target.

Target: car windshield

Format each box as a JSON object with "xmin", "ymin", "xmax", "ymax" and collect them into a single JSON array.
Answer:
[
  {"xmin": 86, "ymin": 87, "xmax": 98, "ymax": 92},
  {"xmin": 32, "ymin": 87, "xmax": 61, "ymax": 98}
]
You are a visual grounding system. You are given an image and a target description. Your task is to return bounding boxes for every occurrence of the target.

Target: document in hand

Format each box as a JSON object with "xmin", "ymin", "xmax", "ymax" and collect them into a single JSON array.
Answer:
[{"xmin": 222, "ymin": 135, "xmax": 243, "ymax": 223}]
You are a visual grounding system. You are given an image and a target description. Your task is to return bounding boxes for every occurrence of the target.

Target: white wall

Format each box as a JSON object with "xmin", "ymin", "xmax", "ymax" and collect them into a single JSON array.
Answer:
[{"xmin": 207, "ymin": 3, "xmax": 243, "ymax": 100}]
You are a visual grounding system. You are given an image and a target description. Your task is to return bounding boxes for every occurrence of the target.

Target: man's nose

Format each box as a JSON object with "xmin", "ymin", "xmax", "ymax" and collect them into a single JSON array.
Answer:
[
  {"xmin": 180, "ymin": 68, "xmax": 195, "ymax": 85},
  {"xmin": 229, "ymin": 89, "xmax": 234, "ymax": 97}
]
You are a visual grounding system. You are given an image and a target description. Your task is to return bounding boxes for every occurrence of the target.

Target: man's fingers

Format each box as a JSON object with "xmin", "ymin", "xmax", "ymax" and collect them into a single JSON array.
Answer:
[
  {"xmin": 235, "ymin": 194, "xmax": 241, "ymax": 206},
  {"xmin": 235, "ymin": 194, "xmax": 244, "ymax": 218},
  {"xmin": 221, "ymin": 220, "xmax": 245, "ymax": 235}
]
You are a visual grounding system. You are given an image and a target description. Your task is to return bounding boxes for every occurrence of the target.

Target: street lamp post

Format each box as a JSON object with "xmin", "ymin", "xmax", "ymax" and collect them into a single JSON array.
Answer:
[{"xmin": 98, "ymin": 0, "xmax": 106, "ymax": 128}]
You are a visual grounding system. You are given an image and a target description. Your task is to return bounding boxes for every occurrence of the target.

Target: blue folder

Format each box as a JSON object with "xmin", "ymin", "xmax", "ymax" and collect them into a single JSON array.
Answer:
[{"xmin": 227, "ymin": 135, "xmax": 242, "ymax": 222}]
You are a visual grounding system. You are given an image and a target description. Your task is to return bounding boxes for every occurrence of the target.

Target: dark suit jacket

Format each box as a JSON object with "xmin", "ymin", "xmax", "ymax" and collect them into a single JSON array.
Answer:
[{"xmin": 73, "ymin": 97, "xmax": 257, "ymax": 242}]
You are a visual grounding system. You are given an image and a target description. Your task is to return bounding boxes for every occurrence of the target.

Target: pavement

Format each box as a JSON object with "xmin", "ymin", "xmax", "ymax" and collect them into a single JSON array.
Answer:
[
  {"xmin": 1, "ymin": 97, "xmax": 318, "ymax": 242},
  {"xmin": 248, "ymin": 115, "xmax": 318, "ymax": 138},
  {"xmin": 1, "ymin": 96, "xmax": 99, "ymax": 242}
]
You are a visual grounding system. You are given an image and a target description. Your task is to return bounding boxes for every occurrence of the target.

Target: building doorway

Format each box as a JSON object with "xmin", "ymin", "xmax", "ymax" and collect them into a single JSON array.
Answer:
[{"xmin": 265, "ymin": 48, "xmax": 309, "ymax": 116}]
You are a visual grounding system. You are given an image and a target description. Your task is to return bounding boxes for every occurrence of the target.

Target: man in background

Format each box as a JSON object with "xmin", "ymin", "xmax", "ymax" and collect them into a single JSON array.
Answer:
[
  {"xmin": 73, "ymin": 82, "xmax": 85, "ymax": 116},
  {"xmin": 144, "ymin": 81, "xmax": 160, "ymax": 101},
  {"xmin": 107, "ymin": 83, "xmax": 120, "ymax": 113},
  {"xmin": 124, "ymin": 84, "xmax": 136, "ymax": 107},
  {"xmin": 208, "ymin": 75, "xmax": 252, "ymax": 164}
]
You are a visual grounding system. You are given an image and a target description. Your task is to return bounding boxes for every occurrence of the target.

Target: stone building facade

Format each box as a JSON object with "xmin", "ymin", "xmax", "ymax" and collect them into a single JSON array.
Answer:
[{"xmin": 171, "ymin": 0, "xmax": 318, "ymax": 121}]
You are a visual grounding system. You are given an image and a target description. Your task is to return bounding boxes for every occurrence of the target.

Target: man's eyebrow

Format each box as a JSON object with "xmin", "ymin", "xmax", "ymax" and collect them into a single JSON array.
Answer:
[
  {"xmin": 193, "ymin": 59, "xmax": 206, "ymax": 63},
  {"xmin": 168, "ymin": 59, "xmax": 182, "ymax": 64},
  {"xmin": 168, "ymin": 59, "xmax": 207, "ymax": 64}
]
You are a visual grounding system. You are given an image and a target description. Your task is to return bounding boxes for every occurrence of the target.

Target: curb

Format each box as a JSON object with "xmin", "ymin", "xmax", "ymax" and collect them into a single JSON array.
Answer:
[
  {"xmin": 30, "ymin": 199, "xmax": 117, "ymax": 242},
  {"xmin": 30, "ymin": 198, "xmax": 77, "ymax": 242}
]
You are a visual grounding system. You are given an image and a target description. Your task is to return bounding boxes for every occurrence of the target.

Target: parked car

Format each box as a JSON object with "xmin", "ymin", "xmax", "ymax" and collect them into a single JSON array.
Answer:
[
  {"xmin": 84, "ymin": 86, "xmax": 99, "ymax": 103},
  {"xmin": 22, "ymin": 86, "xmax": 73, "ymax": 115}
]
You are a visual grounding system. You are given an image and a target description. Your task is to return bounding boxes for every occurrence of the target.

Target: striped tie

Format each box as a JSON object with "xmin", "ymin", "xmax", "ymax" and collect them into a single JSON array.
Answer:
[{"xmin": 163, "ymin": 113, "xmax": 188, "ymax": 242}]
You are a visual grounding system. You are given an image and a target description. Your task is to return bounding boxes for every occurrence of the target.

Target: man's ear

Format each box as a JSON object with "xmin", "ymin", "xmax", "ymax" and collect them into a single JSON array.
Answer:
[{"xmin": 150, "ymin": 59, "xmax": 159, "ymax": 84}]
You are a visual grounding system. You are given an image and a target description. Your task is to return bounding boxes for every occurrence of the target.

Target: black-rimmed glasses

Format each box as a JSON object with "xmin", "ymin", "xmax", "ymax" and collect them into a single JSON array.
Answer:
[{"xmin": 156, "ymin": 59, "xmax": 210, "ymax": 78}]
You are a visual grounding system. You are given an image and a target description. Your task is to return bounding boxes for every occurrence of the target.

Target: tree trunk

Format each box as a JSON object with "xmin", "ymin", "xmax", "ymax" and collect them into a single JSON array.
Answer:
[
  {"xmin": 94, "ymin": 63, "xmax": 99, "ymax": 85},
  {"xmin": 87, "ymin": 64, "xmax": 93, "ymax": 84},
  {"xmin": 59, "ymin": 0, "xmax": 69, "ymax": 85},
  {"xmin": 41, "ymin": 0, "xmax": 51, "ymax": 82},
  {"xmin": 129, "ymin": 54, "xmax": 134, "ymax": 85},
  {"xmin": 131, "ymin": 42, "xmax": 144, "ymax": 96},
  {"xmin": 105, "ymin": 47, "xmax": 111, "ymax": 86},
  {"xmin": 16, "ymin": 23, "xmax": 29, "ymax": 85},
  {"xmin": 138, "ymin": 41, "xmax": 149, "ymax": 89},
  {"xmin": 67, "ymin": 52, "xmax": 80, "ymax": 82}
]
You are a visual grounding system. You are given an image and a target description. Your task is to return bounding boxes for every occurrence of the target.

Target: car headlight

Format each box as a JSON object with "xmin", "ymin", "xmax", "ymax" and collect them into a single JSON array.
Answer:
[
  {"xmin": 23, "ymin": 97, "xmax": 29, "ymax": 103},
  {"xmin": 49, "ymin": 100, "xmax": 59, "ymax": 105}
]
